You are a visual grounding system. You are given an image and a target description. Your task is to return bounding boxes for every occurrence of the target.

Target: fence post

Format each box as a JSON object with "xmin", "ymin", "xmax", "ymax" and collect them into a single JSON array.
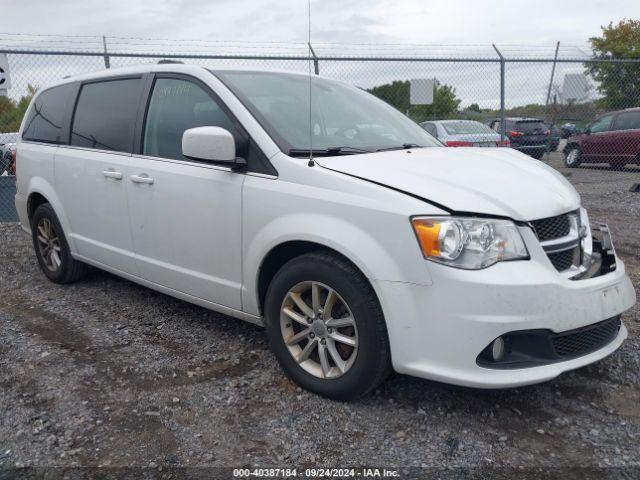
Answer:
[
  {"xmin": 544, "ymin": 41, "xmax": 560, "ymax": 156},
  {"xmin": 102, "ymin": 36, "xmax": 110, "ymax": 69},
  {"xmin": 492, "ymin": 44, "xmax": 506, "ymax": 144},
  {"xmin": 308, "ymin": 42, "xmax": 319, "ymax": 75},
  {"xmin": 545, "ymin": 41, "xmax": 560, "ymax": 109}
]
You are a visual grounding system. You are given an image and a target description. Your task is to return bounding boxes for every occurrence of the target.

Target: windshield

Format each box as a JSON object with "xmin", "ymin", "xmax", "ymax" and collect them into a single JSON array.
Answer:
[
  {"xmin": 442, "ymin": 120, "xmax": 495, "ymax": 135},
  {"xmin": 213, "ymin": 70, "xmax": 441, "ymax": 154}
]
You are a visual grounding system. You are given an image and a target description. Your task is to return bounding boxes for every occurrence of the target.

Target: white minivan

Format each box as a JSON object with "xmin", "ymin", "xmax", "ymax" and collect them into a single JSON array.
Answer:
[{"xmin": 15, "ymin": 64, "xmax": 636, "ymax": 400}]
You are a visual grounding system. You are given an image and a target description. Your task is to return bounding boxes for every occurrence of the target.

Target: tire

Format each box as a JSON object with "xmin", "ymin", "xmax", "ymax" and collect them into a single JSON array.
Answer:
[
  {"xmin": 264, "ymin": 251, "xmax": 391, "ymax": 400},
  {"xmin": 564, "ymin": 146, "xmax": 582, "ymax": 168},
  {"xmin": 530, "ymin": 151, "xmax": 545, "ymax": 160},
  {"xmin": 31, "ymin": 203, "xmax": 87, "ymax": 284}
]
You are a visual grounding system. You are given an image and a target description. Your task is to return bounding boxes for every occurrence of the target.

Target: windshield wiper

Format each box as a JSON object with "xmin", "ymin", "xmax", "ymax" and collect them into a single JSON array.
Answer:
[
  {"xmin": 288, "ymin": 146, "xmax": 373, "ymax": 157},
  {"xmin": 376, "ymin": 143, "xmax": 424, "ymax": 152}
]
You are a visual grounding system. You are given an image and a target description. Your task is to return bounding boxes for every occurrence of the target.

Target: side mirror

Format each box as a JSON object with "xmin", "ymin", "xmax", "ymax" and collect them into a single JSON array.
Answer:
[{"xmin": 182, "ymin": 126, "xmax": 246, "ymax": 170}]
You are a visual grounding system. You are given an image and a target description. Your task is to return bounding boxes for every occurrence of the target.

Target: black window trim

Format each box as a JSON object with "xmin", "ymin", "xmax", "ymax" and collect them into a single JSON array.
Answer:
[
  {"xmin": 134, "ymin": 72, "xmax": 277, "ymax": 176},
  {"xmin": 68, "ymin": 74, "xmax": 146, "ymax": 155}
]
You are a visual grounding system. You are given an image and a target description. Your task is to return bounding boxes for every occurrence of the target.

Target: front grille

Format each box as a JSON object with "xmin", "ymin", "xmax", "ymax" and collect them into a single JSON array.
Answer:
[
  {"xmin": 530, "ymin": 210, "xmax": 580, "ymax": 273},
  {"xmin": 552, "ymin": 317, "xmax": 621, "ymax": 358},
  {"xmin": 547, "ymin": 249, "xmax": 575, "ymax": 271},
  {"xmin": 531, "ymin": 213, "xmax": 571, "ymax": 241}
]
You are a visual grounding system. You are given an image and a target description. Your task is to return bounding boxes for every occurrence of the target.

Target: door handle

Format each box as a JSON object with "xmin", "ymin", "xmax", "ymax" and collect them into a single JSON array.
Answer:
[
  {"xmin": 130, "ymin": 174, "xmax": 154, "ymax": 185},
  {"xmin": 102, "ymin": 169, "xmax": 123, "ymax": 180}
]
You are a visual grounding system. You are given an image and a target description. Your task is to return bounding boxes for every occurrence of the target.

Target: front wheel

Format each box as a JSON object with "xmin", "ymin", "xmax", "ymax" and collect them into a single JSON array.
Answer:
[
  {"xmin": 565, "ymin": 147, "xmax": 582, "ymax": 168},
  {"xmin": 264, "ymin": 251, "xmax": 391, "ymax": 400}
]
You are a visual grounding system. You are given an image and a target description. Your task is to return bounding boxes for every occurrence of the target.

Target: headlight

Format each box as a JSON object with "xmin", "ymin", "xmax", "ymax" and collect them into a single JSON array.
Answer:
[{"xmin": 411, "ymin": 216, "xmax": 529, "ymax": 269}]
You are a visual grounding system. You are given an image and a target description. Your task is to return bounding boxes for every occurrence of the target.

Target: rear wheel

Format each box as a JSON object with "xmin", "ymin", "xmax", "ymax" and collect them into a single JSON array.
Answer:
[
  {"xmin": 31, "ymin": 203, "xmax": 87, "ymax": 284},
  {"xmin": 264, "ymin": 251, "xmax": 391, "ymax": 400},
  {"xmin": 564, "ymin": 146, "xmax": 582, "ymax": 168}
]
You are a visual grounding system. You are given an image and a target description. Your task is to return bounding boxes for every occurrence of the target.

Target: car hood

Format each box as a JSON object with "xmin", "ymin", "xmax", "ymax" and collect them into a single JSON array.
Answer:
[{"xmin": 315, "ymin": 147, "xmax": 580, "ymax": 221}]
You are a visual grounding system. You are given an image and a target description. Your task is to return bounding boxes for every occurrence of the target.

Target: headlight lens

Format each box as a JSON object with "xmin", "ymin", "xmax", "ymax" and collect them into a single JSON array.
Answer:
[{"xmin": 411, "ymin": 216, "xmax": 529, "ymax": 269}]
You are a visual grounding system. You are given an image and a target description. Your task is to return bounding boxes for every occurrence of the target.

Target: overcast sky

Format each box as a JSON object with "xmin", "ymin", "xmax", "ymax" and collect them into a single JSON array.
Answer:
[
  {"xmin": 3, "ymin": 0, "xmax": 639, "ymax": 47},
  {"xmin": 1, "ymin": 1, "xmax": 639, "ymax": 110}
]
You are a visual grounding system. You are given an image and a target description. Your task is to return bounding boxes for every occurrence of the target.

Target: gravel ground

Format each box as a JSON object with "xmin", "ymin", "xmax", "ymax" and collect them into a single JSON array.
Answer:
[{"xmin": 0, "ymin": 153, "xmax": 638, "ymax": 476}]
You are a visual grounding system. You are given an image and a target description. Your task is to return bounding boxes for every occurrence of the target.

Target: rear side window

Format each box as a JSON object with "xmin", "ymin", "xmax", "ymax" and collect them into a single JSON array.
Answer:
[
  {"xmin": 143, "ymin": 77, "xmax": 239, "ymax": 161},
  {"xmin": 22, "ymin": 83, "xmax": 75, "ymax": 144},
  {"xmin": 612, "ymin": 111, "xmax": 640, "ymax": 131},
  {"xmin": 71, "ymin": 78, "xmax": 142, "ymax": 152},
  {"xmin": 515, "ymin": 120, "xmax": 546, "ymax": 133}
]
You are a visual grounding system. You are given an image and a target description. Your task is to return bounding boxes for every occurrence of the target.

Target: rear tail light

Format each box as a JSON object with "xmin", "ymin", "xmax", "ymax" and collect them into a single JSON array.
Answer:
[
  {"xmin": 499, "ymin": 138, "xmax": 510, "ymax": 147},
  {"xmin": 508, "ymin": 130, "xmax": 524, "ymax": 138},
  {"xmin": 10, "ymin": 148, "xmax": 16, "ymax": 176},
  {"xmin": 445, "ymin": 140, "xmax": 474, "ymax": 147}
]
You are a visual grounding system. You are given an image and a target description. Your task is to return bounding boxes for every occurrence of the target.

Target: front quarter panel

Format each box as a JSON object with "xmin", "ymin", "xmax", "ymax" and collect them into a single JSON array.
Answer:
[{"xmin": 241, "ymin": 155, "xmax": 446, "ymax": 316}]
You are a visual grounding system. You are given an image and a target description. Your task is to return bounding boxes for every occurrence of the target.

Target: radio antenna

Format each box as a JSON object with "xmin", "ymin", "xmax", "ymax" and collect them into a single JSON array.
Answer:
[{"xmin": 307, "ymin": 0, "xmax": 315, "ymax": 167}]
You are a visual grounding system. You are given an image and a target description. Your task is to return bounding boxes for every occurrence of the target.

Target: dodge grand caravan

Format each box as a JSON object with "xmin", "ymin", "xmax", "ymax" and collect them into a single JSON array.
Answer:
[{"xmin": 15, "ymin": 64, "xmax": 636, "ymax": 400}]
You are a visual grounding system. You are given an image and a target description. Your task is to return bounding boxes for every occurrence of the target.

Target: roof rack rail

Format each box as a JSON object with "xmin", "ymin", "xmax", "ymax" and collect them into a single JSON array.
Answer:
[{"xmin": 157, "ymin": 59, "xmax": 184, "ymax": 64}]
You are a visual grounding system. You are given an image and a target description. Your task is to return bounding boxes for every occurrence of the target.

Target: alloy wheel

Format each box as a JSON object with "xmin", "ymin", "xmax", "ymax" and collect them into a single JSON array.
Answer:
[
  {"xmin": 566, "ymin": 149, "xmax": 580, "ymax": 166},
  {"xmin": 280, "ymin": 281, "xmax": 358, "ymax": 379},
  {"xmin": 36, "ymin": 218, "xmax": 62, "ymax": 272}
]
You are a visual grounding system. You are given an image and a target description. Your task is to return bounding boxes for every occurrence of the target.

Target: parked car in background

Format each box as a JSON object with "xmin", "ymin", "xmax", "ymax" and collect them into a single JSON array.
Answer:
[
  {"xmin": 563, "ymin": 108, "xmax": 640, "ymax": 168},
  {"xmin": 1, "ymin": 133, "xmax": 19, "ymax": 175},
  {"xmin": 0, "ymin": 132, "xmax": 19, "ymax": 145},
  {"xmin": 13, "ymin": 65, "xmax": 636, "ymax": 400},
  {"xmin": 0, "ymin": 142, "xmax": 16, "ymax": 175},
  {"xmin": 488, "ymin": 117, "xmax": 549, "ymax": 159},
  {"xmin": 420, "ymin": 119, "xmax": 507, "ymax": 147},
  {"xmin": 561, "ymin": 123, "xmax": 579, "ymax": 139}
]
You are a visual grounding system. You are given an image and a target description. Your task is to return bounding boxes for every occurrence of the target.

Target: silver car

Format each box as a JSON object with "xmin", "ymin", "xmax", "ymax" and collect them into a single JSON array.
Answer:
[{"xmin": 420, "ymin": 120, "xmax": 506, "ymax": 147}]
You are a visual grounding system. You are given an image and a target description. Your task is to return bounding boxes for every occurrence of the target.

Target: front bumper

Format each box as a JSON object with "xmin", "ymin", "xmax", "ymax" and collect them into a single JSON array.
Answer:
[{"xmin": 375, "ymin": 226, "xmax": 636, "ymax": 388}]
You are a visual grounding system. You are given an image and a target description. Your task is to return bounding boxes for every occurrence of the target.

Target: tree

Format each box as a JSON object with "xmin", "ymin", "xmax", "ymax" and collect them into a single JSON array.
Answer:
[
  {"xmin": 587, "ymin": 19, "xmax": 640, "ymax": 109},
  {"xmin": 0, "ymin": 84, "xmax": 37, "ymax": 133},
  {"xmin": 367, "ymin": 80, "xmax": 461, "ymax": 123},
  {"xmin": 466, "ymin": 103, "xmax": 482, "ymax": 113}
]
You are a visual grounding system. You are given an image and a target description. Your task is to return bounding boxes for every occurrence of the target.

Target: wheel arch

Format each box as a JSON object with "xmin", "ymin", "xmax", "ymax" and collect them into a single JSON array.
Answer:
[
  {"xmin": 256, "ymin": 240, "xmax": 371, "ymax": 317},
  {"xmin": 563, "ymin": 141, "xmax": 580, "ymax": 155},
  {"xmin": 24, "ymin": 178, "xmax": 76, "ymax": 251},
  {"xmin": 27, "ymin": 191, "xmax": 49, "ymax": 220},
  {"xmin": 243, "ymin": 213, "xmax": 433, "ymax": 317}
]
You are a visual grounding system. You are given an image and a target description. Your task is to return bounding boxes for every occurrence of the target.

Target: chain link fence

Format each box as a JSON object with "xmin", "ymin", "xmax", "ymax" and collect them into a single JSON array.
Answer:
[{"xmin": 1, "ymin": 39, "xmax": 639, "ymax": 222}]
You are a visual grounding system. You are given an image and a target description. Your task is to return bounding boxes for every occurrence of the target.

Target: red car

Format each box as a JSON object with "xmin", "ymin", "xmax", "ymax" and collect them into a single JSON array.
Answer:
[{"xmin": 564, "ymin": 108, "xmax": 640, "ymax": 168}]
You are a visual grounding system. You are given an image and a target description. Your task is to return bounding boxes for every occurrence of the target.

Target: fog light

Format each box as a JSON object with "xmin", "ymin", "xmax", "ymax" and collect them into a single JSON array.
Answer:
[{"xmin": 491, "ymin": 337, "xmax": 505, "ymax": 361}]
